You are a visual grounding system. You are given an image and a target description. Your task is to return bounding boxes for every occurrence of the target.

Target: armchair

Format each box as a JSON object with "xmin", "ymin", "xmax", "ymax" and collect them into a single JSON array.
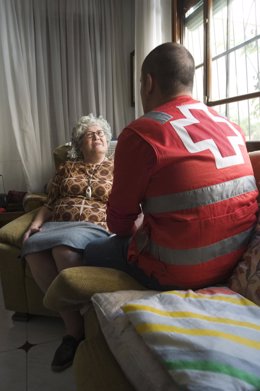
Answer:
[{"xmin": 0, "ymin": 141, "xmax": 116, "ymax": 317}]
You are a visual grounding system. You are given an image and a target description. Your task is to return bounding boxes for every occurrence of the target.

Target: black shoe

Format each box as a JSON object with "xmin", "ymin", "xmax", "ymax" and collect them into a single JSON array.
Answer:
[{"xmin": 51, "ymin": 335, "xmax": 82, "ymax": 372}]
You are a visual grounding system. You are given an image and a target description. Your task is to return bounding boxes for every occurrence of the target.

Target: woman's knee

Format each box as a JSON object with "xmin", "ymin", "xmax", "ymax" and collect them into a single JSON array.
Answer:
[
  {"xmin": 52, "ymin": 245, "xmax": 82, "ymax": 268},
  {"xmin": 25, "ymin": 251, "xmax": 48, "ymax": 265},
  {"xmin": 52, "ymin": 245, "xmax": 68, "ymax": 256}
]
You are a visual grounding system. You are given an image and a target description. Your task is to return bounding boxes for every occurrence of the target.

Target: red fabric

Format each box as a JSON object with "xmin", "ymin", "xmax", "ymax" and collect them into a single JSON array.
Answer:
[
  {"xmin": 107, "ymin": 96, "xmax": 259, "ymax": 288},
  {"xmin": 128, "ymin": 244, "xmax": 248, "ymax": 289},
  {"xmin": 107, "ymin": 132, "xmax": 155, "ymax": 236}
]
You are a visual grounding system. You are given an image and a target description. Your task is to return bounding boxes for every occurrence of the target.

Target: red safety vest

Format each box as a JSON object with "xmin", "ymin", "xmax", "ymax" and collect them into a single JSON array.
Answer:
[{"xmin": 128, "ymin": 96, "xmax": 258, "ymax": 289}]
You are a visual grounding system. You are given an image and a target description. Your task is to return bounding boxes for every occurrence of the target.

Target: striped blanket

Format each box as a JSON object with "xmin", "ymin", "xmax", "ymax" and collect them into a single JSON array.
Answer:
[{"xmin": 122, "ymin": 287, "xmax": 260, "ymax": 391}]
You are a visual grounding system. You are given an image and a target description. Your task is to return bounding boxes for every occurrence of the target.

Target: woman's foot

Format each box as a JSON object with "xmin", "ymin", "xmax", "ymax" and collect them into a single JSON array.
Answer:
[{"xmin": 51, "ymin": 335, "xmax": 83, "ymax": 372}]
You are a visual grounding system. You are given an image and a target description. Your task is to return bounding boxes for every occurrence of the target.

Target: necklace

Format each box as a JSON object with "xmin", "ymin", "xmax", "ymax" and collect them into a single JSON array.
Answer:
[{"xmin": 85, "ymin": 158, "xmax": 105, "ymax": 200}]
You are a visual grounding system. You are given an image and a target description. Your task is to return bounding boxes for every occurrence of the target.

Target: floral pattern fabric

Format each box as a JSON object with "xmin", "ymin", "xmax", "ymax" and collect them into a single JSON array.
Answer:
[
  {"xmin": 45, "ymin": 158, "xmax": 113, "ymax": 230},
  {"xmin": 229, "ymin": 218, "xmax": 260, "ymax": 306}
]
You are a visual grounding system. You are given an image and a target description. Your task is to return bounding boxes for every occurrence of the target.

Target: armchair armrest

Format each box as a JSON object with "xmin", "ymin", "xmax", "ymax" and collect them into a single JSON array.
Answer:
[
  {"xmin": 23, "ymin": 193, "xmax": 48, "ymax": 212},
  {"xmin": 44, "ymin": 266, "xmax": 145, "ymax": 312},
  {"xmin": 0, "ymin": 208, "xmax": 39, "ymax": 248}
]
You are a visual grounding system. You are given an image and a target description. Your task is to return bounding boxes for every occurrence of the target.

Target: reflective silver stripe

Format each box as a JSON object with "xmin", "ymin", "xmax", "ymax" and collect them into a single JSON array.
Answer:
[
  {"xmin": 143, "ymin": 111, "xmax": 172, "ymax": 124},
  {"xmin": 146, "ymin": 228, "xmax": 253, "ymax": 265},
  {"xmin": 143, "ymin": 175, "xmax": 257, "ymax": 214}
]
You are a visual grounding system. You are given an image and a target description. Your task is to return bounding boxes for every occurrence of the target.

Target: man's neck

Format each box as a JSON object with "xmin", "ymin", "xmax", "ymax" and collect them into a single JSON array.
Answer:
[{"xmin": 144, "ymin": 90, "xmax": 193, "ymax": 114}]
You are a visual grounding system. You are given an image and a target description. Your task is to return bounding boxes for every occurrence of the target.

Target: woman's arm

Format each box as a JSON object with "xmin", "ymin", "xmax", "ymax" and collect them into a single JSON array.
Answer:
[{"xmin": 23, "ymin": 163, "xmax": 64, "ymax": 242}]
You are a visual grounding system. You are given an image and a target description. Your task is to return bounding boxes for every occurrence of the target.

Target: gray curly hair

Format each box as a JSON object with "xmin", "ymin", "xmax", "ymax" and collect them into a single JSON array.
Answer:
[{"xmin": 68, "ymin": 113, "xmax": 112, "ymax": 159}]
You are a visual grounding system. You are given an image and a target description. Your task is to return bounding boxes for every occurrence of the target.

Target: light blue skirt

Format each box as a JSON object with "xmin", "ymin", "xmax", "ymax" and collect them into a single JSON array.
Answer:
[{"xmin": 21, "ymin": 221, "xmax": 110, "ymax": 257}]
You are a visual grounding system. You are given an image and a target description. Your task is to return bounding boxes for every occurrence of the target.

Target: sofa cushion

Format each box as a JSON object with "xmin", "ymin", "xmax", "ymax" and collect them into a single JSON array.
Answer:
[
  {"xmin": 249, "ymin": 151, "xmax": 260, "ymax": 200},
  {"xmin": 43, "ymin": 266, "xmax": 145, "ymax": 312},
  {"xmin": 229, "ymin": 220, "xmax": 260, "ymax": 306},
  {"xmin": 53, "ymin": 143, "xmax": 72, "ymax": 169},
  {"xmin": 23, "ymin": 193, "xmax": 48, "ymax": 212}
]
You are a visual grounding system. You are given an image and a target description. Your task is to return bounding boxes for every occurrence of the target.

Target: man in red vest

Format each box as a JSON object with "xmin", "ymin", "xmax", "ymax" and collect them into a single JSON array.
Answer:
[{"xmin": 84, "ymin": 42, "xmax": 258, "ymax": 290}]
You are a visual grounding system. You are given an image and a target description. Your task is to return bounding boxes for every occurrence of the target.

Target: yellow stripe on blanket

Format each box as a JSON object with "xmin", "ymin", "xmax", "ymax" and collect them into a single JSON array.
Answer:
[
  {"xmin": 123, "ymin": 304, "xmax": 260, "ymax": 331},
  {"xmin": 135, "ymin": 322, "xmax": 260, "ymax": 349}
]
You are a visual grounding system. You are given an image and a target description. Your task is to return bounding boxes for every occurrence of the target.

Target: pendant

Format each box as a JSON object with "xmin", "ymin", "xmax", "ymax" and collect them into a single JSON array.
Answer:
[{"xmin": 86, "ymin": 186, "xmax": 92, "ymax": 199}]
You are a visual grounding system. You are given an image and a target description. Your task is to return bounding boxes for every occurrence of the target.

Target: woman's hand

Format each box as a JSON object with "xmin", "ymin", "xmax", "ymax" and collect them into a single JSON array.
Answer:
[
  {"xmin": 23, "ymin": 224, "xmax": 42, "ymax": 242},
  {"xmin": 22, "ymin": 205, "xmax": 53, "ymax": 243}
]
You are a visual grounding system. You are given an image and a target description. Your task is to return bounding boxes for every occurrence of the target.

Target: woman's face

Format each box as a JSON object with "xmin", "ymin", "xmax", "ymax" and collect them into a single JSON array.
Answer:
[{"xmin": 80, "ymin": 124, "xmax": 108, "ymax": 160}]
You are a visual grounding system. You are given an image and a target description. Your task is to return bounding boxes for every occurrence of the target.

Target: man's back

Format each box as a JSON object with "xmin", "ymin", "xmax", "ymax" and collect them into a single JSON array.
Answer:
[
  {"xmin": 108, "ymin": 95, "xmax": 258, "ymax": 289},
  {"xmin": 85, "ymin": 42, "xmax": 259, "ymax": 292}
]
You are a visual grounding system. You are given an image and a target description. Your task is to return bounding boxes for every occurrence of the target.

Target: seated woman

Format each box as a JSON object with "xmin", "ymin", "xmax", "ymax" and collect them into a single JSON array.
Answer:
[{"xmin": 22, "ymin": 113, "xmax": 113, "ymax": 372}]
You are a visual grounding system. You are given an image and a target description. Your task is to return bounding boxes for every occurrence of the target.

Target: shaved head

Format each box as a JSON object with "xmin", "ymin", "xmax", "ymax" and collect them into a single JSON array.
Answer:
[{"xmin": 141, "ymin": 42, "xmax": 195, "ymax": 98}]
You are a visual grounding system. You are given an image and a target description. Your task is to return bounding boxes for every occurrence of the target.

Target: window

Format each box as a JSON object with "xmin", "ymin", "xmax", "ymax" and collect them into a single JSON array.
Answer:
[{"xmin": 183, "ymin": 0, "xmax": 260, "ymax": 141}]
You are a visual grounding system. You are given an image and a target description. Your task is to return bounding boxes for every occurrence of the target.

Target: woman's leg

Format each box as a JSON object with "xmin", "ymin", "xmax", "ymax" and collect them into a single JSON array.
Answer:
[
  {"xmin": 26, "ymin": 245, "xmax": 83, "ymax": 296},
  {"xmin": 50, "ymin": 246, "xmax": 85, "ymax": 371},
  {"xmin": 51, "ymin": 246, "xmax": 84, "ymax": 340},
  {"xmin": 26, "ymin": 250, "xmax": 58, "ymax": 292},
  {"xmin": 26, "ymin": 246, "xmax": 84, "ymax": 371},
  {"xmin": 52, "ymin": 245, "xmax": 82, "ymax": 270}
]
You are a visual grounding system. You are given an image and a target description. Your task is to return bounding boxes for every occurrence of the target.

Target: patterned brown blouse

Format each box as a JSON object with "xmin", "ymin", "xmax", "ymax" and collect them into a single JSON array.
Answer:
[{"xmin": 45, "ymin": 158, "xmax": 114, "ymax": 230}]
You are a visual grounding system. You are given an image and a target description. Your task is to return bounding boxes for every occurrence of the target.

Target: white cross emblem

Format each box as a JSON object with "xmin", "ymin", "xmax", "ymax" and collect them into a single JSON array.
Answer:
[{"xmin": 170, "ymin": 103, "xmax": 245, "ymax": 169}]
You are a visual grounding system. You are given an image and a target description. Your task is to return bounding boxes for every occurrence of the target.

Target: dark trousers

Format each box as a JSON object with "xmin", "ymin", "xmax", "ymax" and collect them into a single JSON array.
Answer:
[{"xmin": 83, "ymin": 234, "xmax": 170, "ymax": 290}]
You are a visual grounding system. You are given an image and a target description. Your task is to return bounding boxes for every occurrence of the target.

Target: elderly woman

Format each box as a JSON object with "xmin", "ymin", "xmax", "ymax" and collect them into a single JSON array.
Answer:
[{"xmin": 22, "ymin": 113, "xmax": 113, "ymax": 372}]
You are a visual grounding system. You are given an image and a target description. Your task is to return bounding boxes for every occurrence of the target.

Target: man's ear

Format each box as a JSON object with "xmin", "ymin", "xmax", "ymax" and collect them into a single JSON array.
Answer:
[{"xmin": 145, "ymin": 73, "xmax": 153, "ymax": 94}]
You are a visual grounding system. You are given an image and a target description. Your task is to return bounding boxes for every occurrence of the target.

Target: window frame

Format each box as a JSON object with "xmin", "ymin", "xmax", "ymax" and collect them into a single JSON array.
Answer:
[
  {"xmin": 172, "ymin": 0, "xmax": 260, "ymax": 148},
  {"xmin": 203, "ymin": 0, "xmax": 260, "ymax": 107}
]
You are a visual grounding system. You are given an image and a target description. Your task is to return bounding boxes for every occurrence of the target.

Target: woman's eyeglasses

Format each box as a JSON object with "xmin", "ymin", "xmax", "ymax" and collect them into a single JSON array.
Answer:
[{"xmin": 85, "ymin": 130, "xmax": 105, "ymax": 139}]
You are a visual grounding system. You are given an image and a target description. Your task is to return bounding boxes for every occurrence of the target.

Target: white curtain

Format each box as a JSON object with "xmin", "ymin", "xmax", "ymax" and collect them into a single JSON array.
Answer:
[
  {"xmin": 0, "ymin": 0, "xmax": 134, "ymax": 192},
  {"xmin": 134, "ymin": 0, "xmax": 172, "ymax": 117}
]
